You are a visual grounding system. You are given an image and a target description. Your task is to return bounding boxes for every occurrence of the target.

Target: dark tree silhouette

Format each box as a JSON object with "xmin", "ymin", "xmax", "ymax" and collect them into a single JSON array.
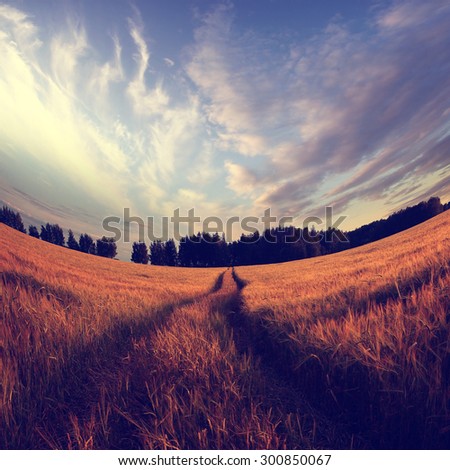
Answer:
[
  {"xmin": 52, "ymin": 224, "xmax": 65, "ymax": 246},
  {"xmin": 164, "ymin": 239, "xmax": 178, "ymax": 266},
  {"xmin": 178, "ymin": 236, "xmax": 191, "ymax": 267},
  {"xmin": 67, "ymin": 229, "xmax": 80, "ymax": 251},
  {"xmin": 28, "ymin": 225, "xmax": 40, "ymax": 238},
  {"xmin": 4, "ymin": 199, "xmax": 447, "ymax": 267},
  {"xmin": 40, "ymin": 223, "xmax": 51, "ymax": 242},
  {"xmin": 154, "ymin": 197, "xmax": 448, "ymax": 267},
  {"xmin": 177, "ymin": 232, "xmax": 229, "ymax": 267},
  {"xmin": 40, "ymin": 223, "xmax": 64, "ymax": 246},
  {"xmin": 96, "ymin": 236, "xmax": 117, "ymax": 258},
  {"xmin": 150, "ymin": 240, "xmax": 166, "ymax": 265},
  {"xmin": 0, "ymin": 206, "xmax": 26, "ymax": 233},
  {"xmin": 348, "ymin": 197, "xmax": 444, "ymax": 248},
  {"xmin": 131, "ymin": 241, "xmax": 149, "ymax": 264},
  {"xmin": 178, "ymin": 233, "xmax": 201, "ymax": 267},
  {"xmin": 79, "ymin": 233, "xmax": 95, "ymax": 254},
  {"xmin": 213, "ymin": 233, "xmax": 230, "ymax": 266}
]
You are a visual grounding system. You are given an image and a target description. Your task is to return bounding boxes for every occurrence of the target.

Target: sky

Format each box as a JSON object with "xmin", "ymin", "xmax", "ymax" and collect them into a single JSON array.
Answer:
[{"xmin": 0, "ymin": 0, "xmax": 449, "ymax": 254}]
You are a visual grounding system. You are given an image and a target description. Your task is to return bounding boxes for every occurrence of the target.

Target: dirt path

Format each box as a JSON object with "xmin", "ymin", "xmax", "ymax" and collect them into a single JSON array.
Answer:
[{"xmin": 224, "ymin": 269, "xmax": 356, "ymax": 447}]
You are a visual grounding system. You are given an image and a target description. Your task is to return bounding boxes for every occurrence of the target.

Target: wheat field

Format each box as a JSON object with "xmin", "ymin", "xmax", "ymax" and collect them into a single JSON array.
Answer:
[
  {"xmin": 0, "ymin": 225, "xmax": 222, "ymax": 448},
  {"xmin": 1, "ymin": 211, "xmax": 449, "ymax": 449},
  {"xmin": 235, "ymin": 209, "xmax": 450, "ymax": 448}
]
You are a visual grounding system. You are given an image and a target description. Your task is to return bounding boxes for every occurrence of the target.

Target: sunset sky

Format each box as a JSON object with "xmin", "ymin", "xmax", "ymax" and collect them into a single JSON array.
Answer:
[{"xmin": 0, "ymin": 0, "xmax": 449, "ymax": 246}]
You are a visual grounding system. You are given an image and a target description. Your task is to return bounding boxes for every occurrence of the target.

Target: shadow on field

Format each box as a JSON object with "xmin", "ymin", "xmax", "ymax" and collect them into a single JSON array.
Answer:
[
  {"xmin": 3, "ymin": 266, "xmax": 448, "ymax": 449},
  {"xmin": 290, "ymin": 263, "xmax": 450, "ymax": 327},
  {"xmin": 230, "ymin": 269, "xmax": 450, "ymax": 449},
  {"xmin": 222, "ymin": 269, "xmax": 357, "ymax": 449},
  {"xmin": 1, "ymin": 271, "xmax": 83, "ymax": 307},
  {"xmin": 1, "ymin": 271, "xmax": 226, "ymax": 449}
]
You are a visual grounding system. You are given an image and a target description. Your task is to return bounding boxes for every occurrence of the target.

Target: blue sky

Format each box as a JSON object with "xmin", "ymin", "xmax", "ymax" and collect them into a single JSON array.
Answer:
[{"xmin": 0, "ymin": 0, "xmax": 449, "ymax": 247}]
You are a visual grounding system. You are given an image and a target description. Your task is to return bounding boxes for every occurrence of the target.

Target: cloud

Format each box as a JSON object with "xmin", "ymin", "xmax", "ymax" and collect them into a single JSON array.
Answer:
[
  {"xmin": 375, "ymin": 1, "xmax": 449, "ymax": 32},
  {"xmin": 50, "ymin": 18, "xmax": 87, "ymax": 93},
  {"xmin": 164, "ymin": 57, "xmax": 175, "ymax": 67},
  {"xmin": 126, "ymin": 17, "xmax": 169, "ymax": 116},
  {"xmin": 224, "ymin": 161, "xmax": 258, "ymax": 196},
  {"xmin": 0, "ymin": 5, "xmax": 132, "ymax": 220},
  {"xmin": 185, "ymin": 3, "xmax": 274, "ymax": 157},
  {"xmin": 1, "ymin": 0, "xmax": 449, "ymax": 248},
  {"xmin": 89, "ymin": 34, "xmax": 124, "ymax": 98},
  {"xmin": 0, "ymin": 3, "xmax": 222, "ymax": 235},
  {"xmin": 0, "ymin": 3, "xmax": 41, "ymax": 53},
  {"xmin": 186, "ymin": 0, "xmax": 450, "ymax": 218}
]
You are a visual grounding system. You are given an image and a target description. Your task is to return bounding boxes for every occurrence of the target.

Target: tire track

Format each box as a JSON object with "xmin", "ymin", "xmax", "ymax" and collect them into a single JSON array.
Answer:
[
  {"xmin": 24, "ymin": 268, "xmax": 353, "ymax": 449},
  {"xmin": 111, "ymin": 268, "xmax": 342, "ymax": 449},
  {"xmin": 206, "ymin": 269, "xmax": 355, "ymax": 449},
  {"xmin": 222, "ymin": 268, "xmax": 361, "ymax": 449}
]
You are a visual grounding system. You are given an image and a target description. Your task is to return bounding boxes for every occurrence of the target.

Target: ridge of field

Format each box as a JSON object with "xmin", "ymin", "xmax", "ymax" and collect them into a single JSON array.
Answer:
[
  {"xmin": 235, "ymin": 210, "xmax": 450, "ymax": 448},
  {"xmin": 0, "ymin": 223, "xmax": 222, "ymax": 314}
]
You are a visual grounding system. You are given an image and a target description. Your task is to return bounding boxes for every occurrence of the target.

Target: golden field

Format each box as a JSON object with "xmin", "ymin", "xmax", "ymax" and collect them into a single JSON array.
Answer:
[
  {"xmin": 0, "ymin": 225, "xmax": 222, "ymax": 448},
  {"xmin": 1, "ymin": 210, "xmax": 449, "ymax": 449},
  {"xmin": 235, "ymin": 209, "xmax": 450, "ymax": 448}
]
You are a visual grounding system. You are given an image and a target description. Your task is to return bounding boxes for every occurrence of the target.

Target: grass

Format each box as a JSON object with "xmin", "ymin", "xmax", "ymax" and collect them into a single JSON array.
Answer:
[
  {"xmin": 235, "ymin": 210, "xmax": 450, "ymax": 448},
  {"xmin": 107, "ymin": 270, "xmax": 340, "ymax": 450},
  {"xmin": 0, "ymin": 225, "xmax": 221, "ymax": 448},
  {"xmin": 1, "ymin": 210, "xmax": 449, "ymax": 449}
]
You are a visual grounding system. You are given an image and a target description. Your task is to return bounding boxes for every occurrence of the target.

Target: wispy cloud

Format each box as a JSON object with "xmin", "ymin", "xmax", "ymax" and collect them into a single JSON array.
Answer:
[
  {"xmin": 0, "ymin": 0, "xmax": 449, "ymax": 245},
  {"xmin": 164, "ymin": 57, "xmax": 175, "ymax": 67},
  {"xmin": 126, "ymin": 14, "xmax": 169, "ymax": 116},
  {"xmin": 89, "ymin": 33, "xmax": 124, "ymax": 98},
  {"xmin": 0, "ymin": 5, "xmax": 133, "ymax": 218},
  {"xmin": 0, "ymin": 3, "xmax": 220, "ymax": 229},
  {"xmin": 186, "ymin": 3, "xmax": 274, "ymax": 157},
  {"xmin": 224, "ymin": 161, "xmax": 258, "ymax": 196},
  {"xmin": 185, "ymin": 0, "xmax": 450, "ymax": 219}
]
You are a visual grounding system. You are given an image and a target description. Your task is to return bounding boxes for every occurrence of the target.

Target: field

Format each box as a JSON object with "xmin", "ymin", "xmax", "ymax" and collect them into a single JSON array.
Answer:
[
  {"xmin": 1, "ymin": 210, "xmax": 449, "ymax": 449},
  {"xmin": 236, "ymin": 210, "xmax": 450, "ymax": 449}
]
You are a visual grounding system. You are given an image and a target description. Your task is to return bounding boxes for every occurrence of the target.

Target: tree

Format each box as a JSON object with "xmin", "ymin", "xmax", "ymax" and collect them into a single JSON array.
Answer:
[
  {"xmin": 426, "ymin": 196, "xmax": 443, "ymax": 217},
  {"xmin": 150, "ymin": 240, "xmax": 165, "ymax": 265},
  {"xmin": 40, "ymin": 223, "xmax": 64, "ymax": 245},
  {"xmin": 131, "ymin": 241, "xmax": 149, "ymax": 264},
  {"xmin": 79, "ymin": 233, "xmax": 95, "ymax": 254},
  {"xmin": 51, "ymin": 224, "xmax": 65, "ymax": 246},
  {"xmin": 96, "ymin": 236, "xmax": 117, "ymax": 258},
  {"xmin": 67, "ymin": 229, "xmax": 80, "ymax": 251},
  {"xmin": 40, "ymin": 223, "xmax": 52, "ymax": 242},
  {"xmin": 164, "ymin": 239, "xmax": 178, "ymax": 266},
  {"xmin": 0, "ymin": 205, "xmax": 26, "ymax": 233},
  {"xmin": 178, "ymin": 236, "xmax": 192, "ymax": 267},
  {"xmin": 28, "ymin": 225, "xmax": 40, "ymax": 238},
  {"xmin": 215, "ymin": 233, "xmax": 230, "ymax": 266}
]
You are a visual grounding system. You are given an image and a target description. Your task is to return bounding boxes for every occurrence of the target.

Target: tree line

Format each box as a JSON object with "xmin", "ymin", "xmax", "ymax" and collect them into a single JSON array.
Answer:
[
  {"xmin": 1, "ymin": 197, "xmax": 448, "ymax": 266},
  {"xmin": 129, "ymin": 197, "xmax": 449, "ymax": 266},
  {"xmin": 0, "ymin": 206, "xmax": 117, "ymax": 259}
]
